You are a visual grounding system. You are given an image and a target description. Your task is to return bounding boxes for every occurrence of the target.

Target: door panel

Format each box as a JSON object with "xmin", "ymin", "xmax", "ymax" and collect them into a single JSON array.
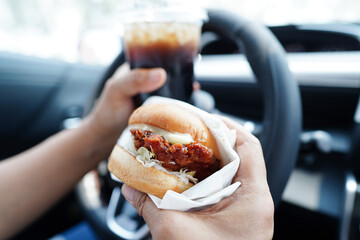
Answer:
[{"xmin": 0, "ymin": 52, "xmax": 105, "ymax": 158}]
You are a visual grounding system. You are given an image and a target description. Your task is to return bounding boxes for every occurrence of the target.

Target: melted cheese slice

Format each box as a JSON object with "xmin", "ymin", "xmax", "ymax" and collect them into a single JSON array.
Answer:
[{"xmin": 131, "ymin": 124, "xmax": 193, "ymax": 145}]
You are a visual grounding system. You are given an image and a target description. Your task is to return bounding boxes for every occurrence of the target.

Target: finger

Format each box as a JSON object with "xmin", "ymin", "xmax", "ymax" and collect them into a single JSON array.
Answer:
[
  {"xmin": 193, "ymin": 81, "xmax": 201, "ymax": 91},
  {"xmin": 112, "ymin": 62, "xmax": 131, "ymax": 79},
  {"xmin": 122, "ymin": 185, "xmax": 162, "ymax": 230},
  {"xmin": 218, "ymin": 116, "xmax": 267, "ymax": 185},
  {"xmin": 107, "ymin": 65, "xmax": 166, "ymax": 98}
]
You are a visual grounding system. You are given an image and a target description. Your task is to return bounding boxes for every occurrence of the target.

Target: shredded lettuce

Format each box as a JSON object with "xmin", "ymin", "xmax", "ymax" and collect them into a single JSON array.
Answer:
[
  {"xmin": 135, "ymin": 147, "xmax": 198, "ymax": 184},
  {"xmin": 137, "ymin": 147, "xmax": 155, "ymax": 162}
]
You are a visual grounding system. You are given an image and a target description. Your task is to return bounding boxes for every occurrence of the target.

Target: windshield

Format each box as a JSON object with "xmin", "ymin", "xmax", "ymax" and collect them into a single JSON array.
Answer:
[{"xmin": 1, "ymin": 0, "xmax": 359, "ymax": 65}]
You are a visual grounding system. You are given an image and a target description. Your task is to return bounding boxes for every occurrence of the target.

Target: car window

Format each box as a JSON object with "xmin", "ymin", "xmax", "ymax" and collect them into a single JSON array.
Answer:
[
  {"xmin": 0, "ymin": 0, "xmax": 122, "ymax": 65},
  {"xmin": 1, "ymin": 0, "xmax": 359, "ymax": 65}
]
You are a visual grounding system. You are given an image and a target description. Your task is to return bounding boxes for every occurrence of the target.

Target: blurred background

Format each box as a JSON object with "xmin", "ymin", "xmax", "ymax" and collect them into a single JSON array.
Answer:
[
  {"xmin": 2, "ymin": 1, "xmax": 360, "ymax": 239},
  {"xmin": 1, "ymin": 0, "xmax": 360, "ymax": 66}
]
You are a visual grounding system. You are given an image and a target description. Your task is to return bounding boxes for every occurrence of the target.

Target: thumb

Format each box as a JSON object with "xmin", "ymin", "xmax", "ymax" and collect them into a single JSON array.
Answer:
[
  {"xmin": 109, "ymin": 64, "xmax": 166, "ymax": 98},
  {"xmin": 122, "ymin": 185, "xmax": 162, "ymax": 228}
]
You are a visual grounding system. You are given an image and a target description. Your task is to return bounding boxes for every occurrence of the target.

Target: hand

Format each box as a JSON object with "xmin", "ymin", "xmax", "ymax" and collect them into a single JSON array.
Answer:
[
  {"xmin": 122, "ymin": 116, "xmax": 274, "ymax": 240},
  {"xmin": 82, "ymin": 64, "xmax": 166, "ymax": 155}
]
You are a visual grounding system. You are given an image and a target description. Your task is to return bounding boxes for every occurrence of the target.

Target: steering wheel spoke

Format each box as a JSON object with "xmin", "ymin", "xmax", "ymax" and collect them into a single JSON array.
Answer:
[{"xmin": 106, "ymin": 187, "xmax": 150, "ymax": 240}]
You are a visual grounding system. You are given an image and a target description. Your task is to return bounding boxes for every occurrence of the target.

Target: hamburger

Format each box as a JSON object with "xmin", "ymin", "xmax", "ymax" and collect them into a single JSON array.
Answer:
[{"xmin": 108, "ymin": 104, "xmax": 222, "ymax": 199}]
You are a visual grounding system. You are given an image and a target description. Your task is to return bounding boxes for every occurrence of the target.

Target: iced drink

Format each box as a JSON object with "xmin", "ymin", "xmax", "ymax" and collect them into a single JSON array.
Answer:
[{"xmin": 123, "ymin": 20, "xmax": 202, "ymax": 103}]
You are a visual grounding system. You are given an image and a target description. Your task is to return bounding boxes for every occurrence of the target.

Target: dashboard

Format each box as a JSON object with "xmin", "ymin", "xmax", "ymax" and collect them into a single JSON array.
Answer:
[
  {"xmin": 201, "ymin": 23, "xmax": 360, "ymax": 54},
  {"xmin": 199, "ymin": 23, "xmax": 360, "ymax": 129},
  {"xmin": 273, "ymin": 24, "xmax": 360, "ymax": 53}
]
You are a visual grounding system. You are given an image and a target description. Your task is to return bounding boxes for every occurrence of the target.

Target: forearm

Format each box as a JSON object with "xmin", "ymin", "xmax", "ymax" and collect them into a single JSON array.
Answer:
[
  {"xmin": 0, "ymin": 119, "xmax": 116, "ymax": 239},
  {"xmin": 0, "ymin": 66, "xmax": 165, "ymax": 239}
]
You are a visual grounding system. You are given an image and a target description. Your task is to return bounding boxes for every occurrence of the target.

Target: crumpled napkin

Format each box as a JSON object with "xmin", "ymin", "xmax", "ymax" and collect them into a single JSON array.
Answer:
[{"xmin": 114, "ymin": 96, "xmax": 240, "ymax": 211}]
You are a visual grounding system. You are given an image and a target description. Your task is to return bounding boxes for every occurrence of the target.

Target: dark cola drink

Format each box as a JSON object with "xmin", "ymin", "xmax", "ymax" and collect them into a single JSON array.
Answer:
[{"xmin": 123, "ymin": 22, "xmax": 201, "ymax": 105}]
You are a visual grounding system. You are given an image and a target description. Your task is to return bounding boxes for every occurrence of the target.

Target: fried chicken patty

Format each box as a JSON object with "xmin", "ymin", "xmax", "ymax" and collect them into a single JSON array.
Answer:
[{"xmin": 130, "ymin": 129, "xmax": 219, "ymax": 181}]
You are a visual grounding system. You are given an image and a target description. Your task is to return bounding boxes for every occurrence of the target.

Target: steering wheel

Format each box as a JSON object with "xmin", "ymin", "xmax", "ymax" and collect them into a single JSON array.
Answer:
[{"xmin": 76, "ymin": 9, "xmax": 302, "ymax": 239}]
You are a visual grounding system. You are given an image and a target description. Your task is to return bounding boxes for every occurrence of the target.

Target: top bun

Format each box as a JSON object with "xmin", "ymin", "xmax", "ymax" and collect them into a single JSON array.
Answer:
[{"xmin": 129, "ymin": 104, "xmax": 221, "ymax": 160}]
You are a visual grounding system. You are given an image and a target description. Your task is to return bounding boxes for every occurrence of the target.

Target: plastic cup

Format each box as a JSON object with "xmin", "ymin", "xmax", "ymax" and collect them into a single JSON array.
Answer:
[{"xmin": 121, "ymin": 3, "xmax": 208, "ymax": 103}]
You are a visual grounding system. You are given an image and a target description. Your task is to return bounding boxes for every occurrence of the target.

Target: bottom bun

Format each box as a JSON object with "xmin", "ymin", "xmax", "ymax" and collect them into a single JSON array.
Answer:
[{"xmin": 108, "ymin": 145, "xmax": 194, "ymax": 199}]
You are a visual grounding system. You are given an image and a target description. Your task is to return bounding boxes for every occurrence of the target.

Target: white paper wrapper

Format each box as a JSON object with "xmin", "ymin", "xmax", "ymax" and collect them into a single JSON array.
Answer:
[{"xmin": 114, "ymin": 96, "xmax": 241, "ymax": 211}]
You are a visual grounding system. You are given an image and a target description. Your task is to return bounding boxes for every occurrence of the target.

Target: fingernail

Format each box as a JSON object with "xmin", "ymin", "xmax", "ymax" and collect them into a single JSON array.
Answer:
[
  {"xmin": 122, "ymin": 185, "xmax": 136, "ymax": 202},
  {"xmin": 149, "ymin": 69, "xmax": 163, "ymax": 82}
]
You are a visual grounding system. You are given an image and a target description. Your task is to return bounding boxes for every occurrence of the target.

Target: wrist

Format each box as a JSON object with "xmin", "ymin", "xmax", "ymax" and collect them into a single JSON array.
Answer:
[{"xmin": 75, "ymin": 118, "xmax": 119, "ymax": 167}]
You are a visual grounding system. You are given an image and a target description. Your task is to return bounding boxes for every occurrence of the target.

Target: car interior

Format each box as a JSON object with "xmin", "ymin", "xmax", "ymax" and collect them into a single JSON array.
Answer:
[{"xmin": 1, "ymin": 1, "xmax": 360, "ymax": 240}]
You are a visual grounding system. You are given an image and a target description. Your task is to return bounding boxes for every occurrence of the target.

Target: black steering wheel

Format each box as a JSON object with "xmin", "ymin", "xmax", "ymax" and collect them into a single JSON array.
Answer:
[{"xmin": 76, "ymin": 9, "xmax": 302, "ymax": 240}]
